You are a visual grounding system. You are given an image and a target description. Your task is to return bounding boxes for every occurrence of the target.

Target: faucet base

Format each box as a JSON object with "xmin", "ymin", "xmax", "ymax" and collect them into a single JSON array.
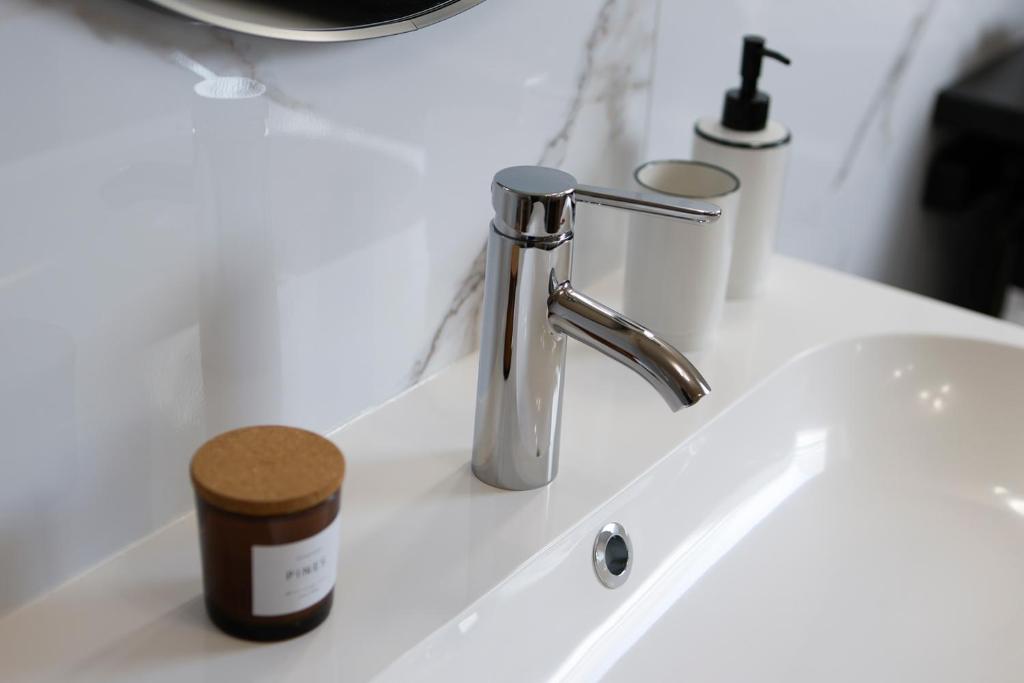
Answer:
[{"xmin": 471, "ymin": 460, "xmax": 555, "ymax": 491}]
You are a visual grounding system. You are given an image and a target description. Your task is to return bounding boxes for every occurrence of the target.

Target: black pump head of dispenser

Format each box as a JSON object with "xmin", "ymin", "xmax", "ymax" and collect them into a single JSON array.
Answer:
[{"xmin": 721, "ymin": 35, "xmax": 790, "ymax": 132}]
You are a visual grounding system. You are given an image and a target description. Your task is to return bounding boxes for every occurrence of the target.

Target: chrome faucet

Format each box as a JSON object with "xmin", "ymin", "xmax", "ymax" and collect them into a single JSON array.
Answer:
[{"xmin": 471, "ymin": 166, "xmax": 719, "ymax": 490}]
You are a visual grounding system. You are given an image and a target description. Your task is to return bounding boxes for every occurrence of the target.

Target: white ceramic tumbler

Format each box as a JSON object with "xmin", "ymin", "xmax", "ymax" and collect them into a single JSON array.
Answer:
[{"xmin": 623, "ymin": 160, "xmax": 740, "ymax": 352}]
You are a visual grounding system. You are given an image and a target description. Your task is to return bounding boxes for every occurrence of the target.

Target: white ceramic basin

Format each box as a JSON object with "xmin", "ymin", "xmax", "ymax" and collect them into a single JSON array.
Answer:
[
  {"xmin": 380, "ymin": 335, "xmax": 1024, "ymax": 682},
  {"xmin": 6, "ymin": 261, "xmax": 1024, "ymax": 683}
]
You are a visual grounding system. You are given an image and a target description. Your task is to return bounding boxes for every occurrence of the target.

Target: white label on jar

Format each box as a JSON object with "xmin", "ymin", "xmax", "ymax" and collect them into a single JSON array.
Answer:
[{"xmin": 251, "ymin": 513, "xmax": 340, "ymax": 617}]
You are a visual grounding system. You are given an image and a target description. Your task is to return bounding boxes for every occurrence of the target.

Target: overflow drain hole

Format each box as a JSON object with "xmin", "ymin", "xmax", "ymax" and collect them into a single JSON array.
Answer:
[
  {"xmin": 605, "ymin": 535, "xmax": 628, "ymax": 575},
  {"xmin": 593, "ymin": 523, "xmax": 632, "ymax": 588}
]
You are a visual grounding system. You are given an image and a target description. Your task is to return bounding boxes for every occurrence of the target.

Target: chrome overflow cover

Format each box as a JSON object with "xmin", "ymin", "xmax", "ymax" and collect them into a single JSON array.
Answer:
[{"xmin": 593, "ymin": 523, "xmax": 632, "ymax": 589}]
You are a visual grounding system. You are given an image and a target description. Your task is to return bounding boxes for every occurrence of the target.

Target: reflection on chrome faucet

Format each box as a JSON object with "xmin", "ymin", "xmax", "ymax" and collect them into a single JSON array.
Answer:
[
  {"xmin": 192, "ymin": 77, "xmax": 282, "ymax": 434},
  {"xmin": 471, "ymin": 167, "xmax": 719, "ymax": 491}
]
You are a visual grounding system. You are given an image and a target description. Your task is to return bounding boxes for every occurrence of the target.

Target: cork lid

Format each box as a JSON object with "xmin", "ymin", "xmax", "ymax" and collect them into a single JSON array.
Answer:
[{"xmin": 190, "ymin": 426, "xmax": 346, "ymax": 517}]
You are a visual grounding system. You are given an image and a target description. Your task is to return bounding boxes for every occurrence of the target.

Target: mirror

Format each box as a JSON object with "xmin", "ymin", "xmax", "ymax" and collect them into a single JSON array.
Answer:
[{"xmin": 148, "ymin": 0, "xmax": 485, "ymax": 42}]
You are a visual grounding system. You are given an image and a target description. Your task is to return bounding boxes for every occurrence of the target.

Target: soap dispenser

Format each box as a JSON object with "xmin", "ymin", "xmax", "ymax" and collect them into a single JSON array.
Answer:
[{"xmin": 692, "ymin": 35, "xmax": 791, "ymax": 299}]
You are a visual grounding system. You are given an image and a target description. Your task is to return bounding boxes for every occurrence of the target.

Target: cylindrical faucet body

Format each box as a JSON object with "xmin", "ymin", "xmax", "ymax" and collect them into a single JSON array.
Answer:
[{"xmin": 472, "ymin": 224, "xmax": 572, "ymax": 490}]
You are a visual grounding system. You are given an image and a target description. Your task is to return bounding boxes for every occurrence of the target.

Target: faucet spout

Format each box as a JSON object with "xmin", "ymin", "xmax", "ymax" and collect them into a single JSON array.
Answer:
[{"xmin": 547, "ymin": 282, "xmax": 710, "ymax": 410}]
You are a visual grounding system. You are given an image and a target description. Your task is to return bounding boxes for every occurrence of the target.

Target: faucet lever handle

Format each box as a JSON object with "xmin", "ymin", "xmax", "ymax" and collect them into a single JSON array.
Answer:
[
  {"xmin": 574, "ymin": 183, "xmax": 720, "ymax": 224},
  {"xmin": 491, "ymin": 166, "xmax": 720, "ymax": 241}
]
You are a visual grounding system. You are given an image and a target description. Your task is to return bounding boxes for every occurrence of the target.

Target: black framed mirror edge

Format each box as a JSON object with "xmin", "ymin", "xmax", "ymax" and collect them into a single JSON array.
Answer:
[{"xmin": 148, "ymin": 0, "xmax": 487, "ymax": 42}]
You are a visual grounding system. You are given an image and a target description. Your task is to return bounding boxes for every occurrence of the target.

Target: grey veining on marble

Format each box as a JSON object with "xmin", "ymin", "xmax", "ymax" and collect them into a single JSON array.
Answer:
[
  {"xmin": 536, "ymin": 0, "xmax": 621, "ymax": 170},
  {"xmin": 409, "ymin": 246, "xmax": 486, "ymax": 382},
  {"xmin": 1, "ymin": 0, "xmax": 667, "ymax": 612},
  {"xmin": 831, "ymin": 0, "xmax": 938, "ymax": 190},
  {"xmin": 408, "ymin": 0, "xmax": 657, "ymax": 384},
  {"xmin": 44, "ymin": 0, "xmax": 657, "ymax": 390}
]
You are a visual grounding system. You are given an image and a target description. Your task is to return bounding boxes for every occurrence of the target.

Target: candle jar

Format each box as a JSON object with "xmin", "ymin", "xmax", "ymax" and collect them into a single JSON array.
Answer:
[{"xmin": 190, "ymin": 426, "xmax": 346, "ymax": 641}]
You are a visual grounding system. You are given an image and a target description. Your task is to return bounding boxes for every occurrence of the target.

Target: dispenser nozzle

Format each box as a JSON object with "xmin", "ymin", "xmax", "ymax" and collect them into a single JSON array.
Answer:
[
  {"xmin": 722, "ymin": 35, "xmax": 791, "ymax": 131},
  {"xmin": 739, "ymin": 36, "xmax": 790, "ymax": 98}
]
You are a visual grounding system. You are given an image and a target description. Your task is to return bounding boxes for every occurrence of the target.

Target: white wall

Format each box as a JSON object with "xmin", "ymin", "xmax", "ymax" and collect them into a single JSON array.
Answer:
[
  {"xmin": 649, "ymin": 0, "xmax": 1024, "ymax": 297},
  {"xmin": 0, "ymin": 0, "xmax": 658, "ymax": 613}
]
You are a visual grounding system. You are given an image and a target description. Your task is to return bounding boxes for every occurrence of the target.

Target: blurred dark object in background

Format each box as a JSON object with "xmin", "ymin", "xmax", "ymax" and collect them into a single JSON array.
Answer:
[{"xmin": 925, "ymin": 44, "xmax": 1024, "ymax": 317}]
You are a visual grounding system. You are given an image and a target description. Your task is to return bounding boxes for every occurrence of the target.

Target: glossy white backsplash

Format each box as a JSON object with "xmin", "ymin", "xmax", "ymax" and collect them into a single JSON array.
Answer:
[
  {"xmin": 4, "ymin": 0, "xmax": 1024, "ymax": 615},
  {"xmin": 0, "ymin": 0, "xmax": 657, "ymax": 612},
  {"xmin": 649, "ymin": 0, "xmax": 1024, "ymax": 296}
]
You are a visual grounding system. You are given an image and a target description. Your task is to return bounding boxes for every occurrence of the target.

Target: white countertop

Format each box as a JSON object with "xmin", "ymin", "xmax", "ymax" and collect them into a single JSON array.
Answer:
[{"xmin": 3, "ymin": 257, "xmax": 1023, "ymax": 683}]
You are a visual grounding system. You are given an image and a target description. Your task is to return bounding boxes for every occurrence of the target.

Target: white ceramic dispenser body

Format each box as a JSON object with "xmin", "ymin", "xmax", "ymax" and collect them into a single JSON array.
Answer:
[{"xmin": 692, "ymin": 116, "xmax": 789, "ymax": 299}]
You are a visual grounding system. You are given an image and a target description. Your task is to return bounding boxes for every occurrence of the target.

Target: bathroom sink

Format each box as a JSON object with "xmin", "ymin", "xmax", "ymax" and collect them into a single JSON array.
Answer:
[
  {"xmin": 379, "ymin": 335, "xmax": 1024, "ymax": 682},
  {"xmin": 5, "ymin": 260, "xmax": 1024, "ymax": 683}
]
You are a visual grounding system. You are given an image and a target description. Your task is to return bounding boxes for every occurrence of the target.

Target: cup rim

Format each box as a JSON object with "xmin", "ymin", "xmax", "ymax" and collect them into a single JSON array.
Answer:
[{"xmin": 633, "ymin": 159, "xmax": 741, "ymax": 199}]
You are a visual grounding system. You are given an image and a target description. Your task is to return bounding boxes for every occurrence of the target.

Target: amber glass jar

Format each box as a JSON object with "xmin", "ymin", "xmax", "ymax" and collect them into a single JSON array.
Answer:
[{"xmin": 190, "ymin": 426, "xmax": 346, "ymax": 641}]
